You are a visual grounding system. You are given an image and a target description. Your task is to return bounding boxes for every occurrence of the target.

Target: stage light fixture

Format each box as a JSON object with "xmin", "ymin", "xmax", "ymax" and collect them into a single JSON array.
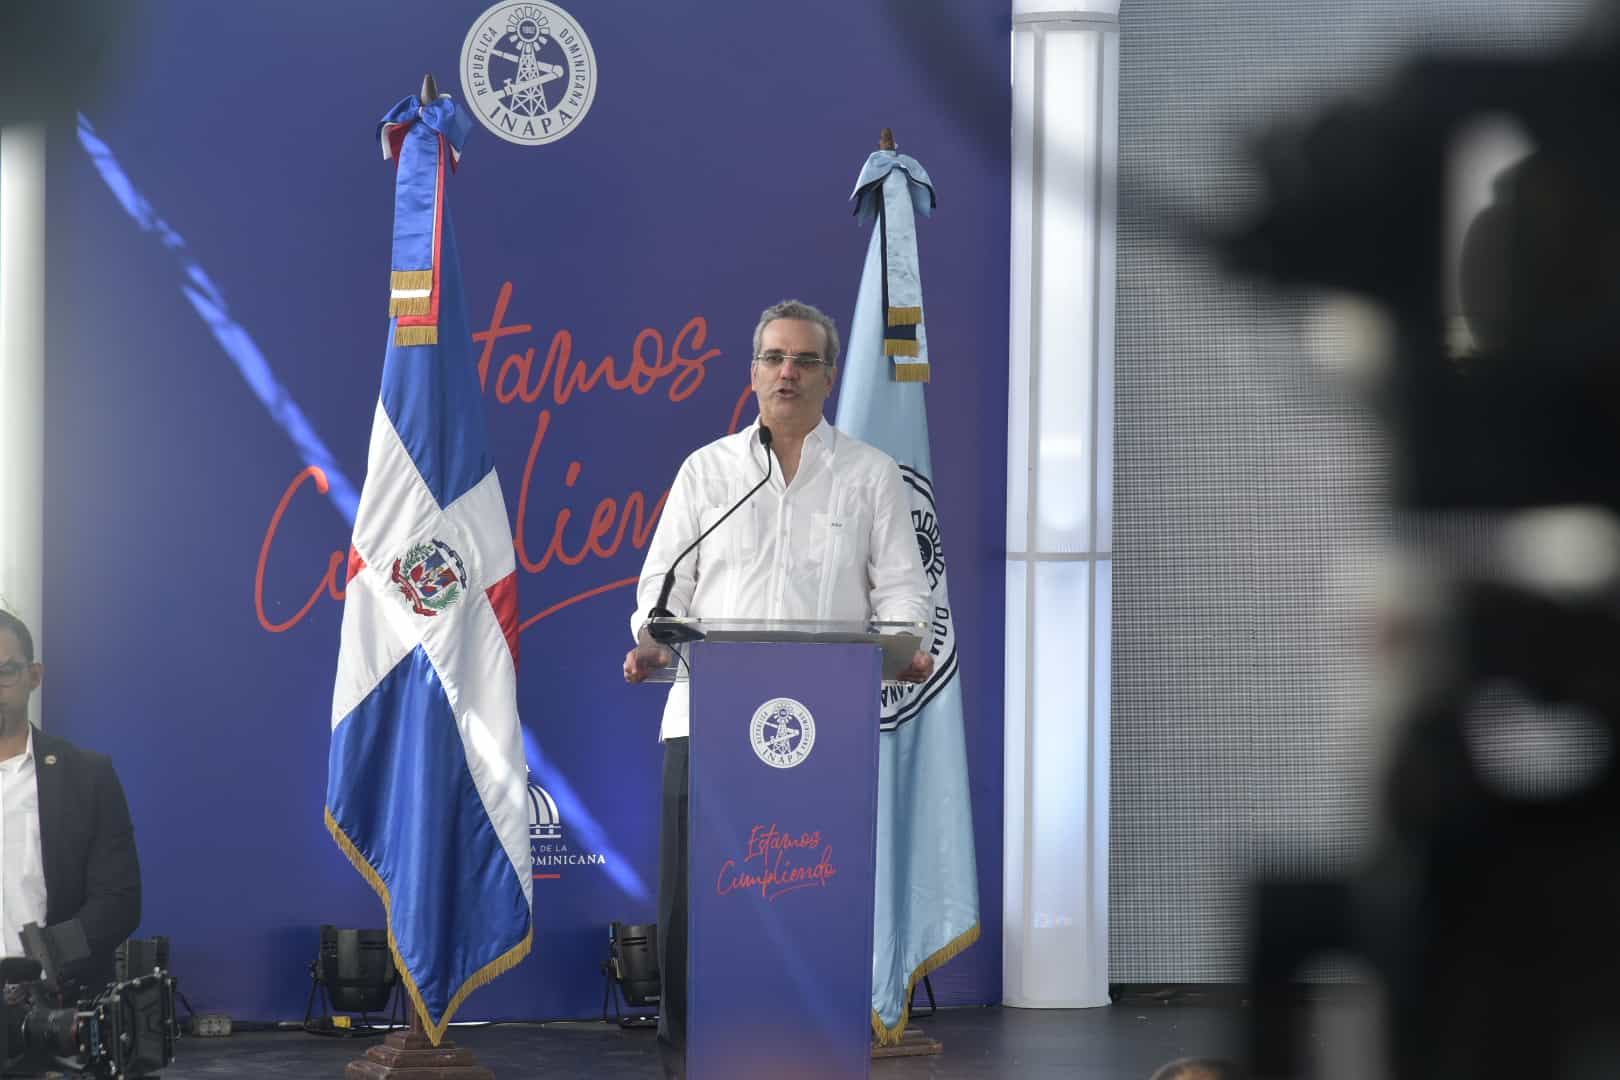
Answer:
[
  {"xmin": 304, "ymin": 925, "xmax": 401, "ymax": 1034},
  {"xmin": 600, "ymin": 921, "xmax": 659, "ymax": 1028}
]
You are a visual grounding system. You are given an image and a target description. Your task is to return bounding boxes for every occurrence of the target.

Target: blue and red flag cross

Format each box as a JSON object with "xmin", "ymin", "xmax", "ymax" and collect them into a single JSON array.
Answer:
[{"xmin": 325, "ymin": 92, "xmax": 532, "ymax": 1046}]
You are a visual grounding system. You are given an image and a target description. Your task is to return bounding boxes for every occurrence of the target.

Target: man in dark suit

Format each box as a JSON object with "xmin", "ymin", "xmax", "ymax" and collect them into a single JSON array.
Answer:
[{"xmin": 0, "ymin": 610, "xmax": 140, "ymax": 995}]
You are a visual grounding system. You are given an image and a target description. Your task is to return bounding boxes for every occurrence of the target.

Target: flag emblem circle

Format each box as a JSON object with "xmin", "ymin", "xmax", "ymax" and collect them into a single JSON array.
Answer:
[
  {"xmin": 749, "ymin": 698, "xmax": 817, "ymax": 769},
  {"xmin": 390, "ymin": 539, "xmax": 469, "ymax": 617},
  {"xmin": 460, "ymin": 1, "xmax": 598, "ymax": 147},
  {"xmin": 914, "ymin": 505, "xmax": 946, "ymax": 588},
  {"xmin": 881, "ymin": 466, "xmax": 959, "ymax": 730}
]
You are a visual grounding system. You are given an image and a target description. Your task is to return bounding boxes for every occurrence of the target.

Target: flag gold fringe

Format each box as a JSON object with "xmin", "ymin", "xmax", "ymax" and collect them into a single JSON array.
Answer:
[
  {"xmin": 887, "ymin": 305, "xmax": 923, "ymax": 327},
  {"xmin": 884, "ymin": 339, "xmax": 920, "ymax": 358},
  {"xmin": 870, "ymin": 922, "xmax": 981, "ymax": 1047},
  {"xmin": 394, "ymin": 325, "xmax": 439, "ymax": 347},
  {"xmin": 324, "ymin": 807, "xmax": 533, "ymax": 1046},
  {"xmin": 892, "ymin": 363, "xmax": 930, "ymax": 383},
  {"xmin": 391, "ymin": 269, "xmax": 433, "ymax": 291},
  {"xmin": 388, "ymin": 295, "xmax": 432, "ymax": 316}
]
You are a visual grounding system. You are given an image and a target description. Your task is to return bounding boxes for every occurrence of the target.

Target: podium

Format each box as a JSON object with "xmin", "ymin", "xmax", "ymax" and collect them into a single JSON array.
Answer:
[{"xmin": 636, "ymin": 618, "xmax": 923, "ymax": 1080}]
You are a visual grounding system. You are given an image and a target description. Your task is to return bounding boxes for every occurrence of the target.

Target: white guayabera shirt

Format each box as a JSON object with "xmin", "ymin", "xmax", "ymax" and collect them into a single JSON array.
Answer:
[{"xmin": 632, "ymin": 417, "xmax": 930, "ymax": 740}]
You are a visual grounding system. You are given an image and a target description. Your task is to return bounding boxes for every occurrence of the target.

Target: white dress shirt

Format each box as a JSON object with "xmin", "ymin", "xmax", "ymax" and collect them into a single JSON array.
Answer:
[
  {"xmin": 0, "ymin": 727, "xmax": 47, "ymax": 958},
  {"xmin": 632, "ymin": 417, "xmax": 930, "ymax": 740}
]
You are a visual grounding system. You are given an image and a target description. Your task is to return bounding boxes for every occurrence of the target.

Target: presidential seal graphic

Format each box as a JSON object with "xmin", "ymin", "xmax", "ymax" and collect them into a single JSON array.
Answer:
[
  {"xmin": 390, "ymin": 539, "xmax": 468, "ymax": 617},
  {"xmin": 461, "ymin": 2, "xmax": 598, "ymax": 147},
  {"xmin": 750, "ymin": 698, "xmax": 817, "ymax": 769},
  {"xmin": 880, "ymin": 465, "xmax": 959, "ymax": 731}
]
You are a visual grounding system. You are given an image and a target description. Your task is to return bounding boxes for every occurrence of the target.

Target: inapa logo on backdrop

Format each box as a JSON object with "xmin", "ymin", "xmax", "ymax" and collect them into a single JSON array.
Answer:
[
  {"xmin": 461, "ymin": 2, "xmax": 598, "ymax": 147},
  {"xmin": 526, "ymin": 772, "xmax": 606, "ymax": 879}
]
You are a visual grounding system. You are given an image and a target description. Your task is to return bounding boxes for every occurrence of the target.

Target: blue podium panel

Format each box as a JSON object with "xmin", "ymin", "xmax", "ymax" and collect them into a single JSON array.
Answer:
[{"xmin": 687, "ymin": 640, "xmax": 882, "ymax": 1080}]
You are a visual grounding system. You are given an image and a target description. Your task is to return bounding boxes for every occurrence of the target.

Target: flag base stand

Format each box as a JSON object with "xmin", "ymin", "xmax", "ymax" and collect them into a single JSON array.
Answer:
[
  {"xmin": 871, "ymin": 1027, "xmax": 943, "ymax": 1059},
  {"xmin": 344, "ymin": 1030, "xmax": 493, "ymax": 1078},
  {"xmin": 345, "ymin": 1017, "xmax": 496, "ymax": 1079}
]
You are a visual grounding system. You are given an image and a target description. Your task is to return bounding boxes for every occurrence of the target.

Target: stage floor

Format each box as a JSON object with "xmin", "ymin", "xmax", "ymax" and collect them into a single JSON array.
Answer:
[{"xmin": 151, "ymin": 1003, "xmax": 1267, "ymax": 1079}]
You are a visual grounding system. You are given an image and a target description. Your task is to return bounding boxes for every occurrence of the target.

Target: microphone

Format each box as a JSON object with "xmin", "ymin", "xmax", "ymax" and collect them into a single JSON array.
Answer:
[{"xmin": 646, "ymin": 426, "xmax": 774, "ymax": 639}]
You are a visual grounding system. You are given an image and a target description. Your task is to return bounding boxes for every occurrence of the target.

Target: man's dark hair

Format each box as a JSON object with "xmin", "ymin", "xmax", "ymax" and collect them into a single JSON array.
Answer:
[
  {"xmin": 1149, "ymin": 1059, "xmax": 1248, "ymax": 1080},
  {"xmin": 0, "ymin": 609, "xmax": 35, "ymax": 662}
]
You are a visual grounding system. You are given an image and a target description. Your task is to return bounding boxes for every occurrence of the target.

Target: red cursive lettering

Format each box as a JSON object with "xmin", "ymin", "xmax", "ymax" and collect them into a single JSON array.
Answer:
[
  {"xmin": 257, "ymin": 283, "xmax": 727, "ymax": 638},
  {"xmin": 716, "ymin": 824, "xmax": 839, "ymax": 901},
  {"xmin": 728, "ymin": 384, "xmax": 754, "ymax": 434},
  {"xmin": 475, "ymin": 281, "xmax": 715, "ymax": 407},
  {"xmin": 513, "ymin": 408, "xmax": 670, "ymax": 574},
  {"xmin": 745, "ymin": 823, "xmax": 824, "ymax": 863},
  {"xmin": 255, "ymin": 466, "xmax": 347, "ymax": 633},
  {"xmin": 473, "ymin": 281, "xmax": 530, "ymax": 391}
]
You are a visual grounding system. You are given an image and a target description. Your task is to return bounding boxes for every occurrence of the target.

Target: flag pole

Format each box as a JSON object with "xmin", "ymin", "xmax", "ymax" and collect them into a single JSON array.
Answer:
[
  {"xmin": 405, "ymin": 74, "xmax": 433, "ymax": 1045},
  {"xmin": 879, "ymin": 127, "xmax": 896, "ymax": 150}
]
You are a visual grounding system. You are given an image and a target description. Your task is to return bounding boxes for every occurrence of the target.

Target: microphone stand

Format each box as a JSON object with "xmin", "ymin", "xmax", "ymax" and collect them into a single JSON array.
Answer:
[{"xmin": 646, "ymin": 426, "xmax": 774, "ymax": 644}]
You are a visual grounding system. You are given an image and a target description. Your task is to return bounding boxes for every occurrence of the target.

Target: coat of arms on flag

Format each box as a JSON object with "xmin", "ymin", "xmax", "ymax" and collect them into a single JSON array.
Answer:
[{"xmin": 390, "ymin": 539, "xmax": 469, "ymax": 616}]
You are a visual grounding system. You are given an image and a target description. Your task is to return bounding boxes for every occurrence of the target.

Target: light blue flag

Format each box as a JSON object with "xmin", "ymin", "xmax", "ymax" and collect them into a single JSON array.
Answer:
[{"xmin": 837, "ymin": 149, "xmax": 980, "ymax": 1045}]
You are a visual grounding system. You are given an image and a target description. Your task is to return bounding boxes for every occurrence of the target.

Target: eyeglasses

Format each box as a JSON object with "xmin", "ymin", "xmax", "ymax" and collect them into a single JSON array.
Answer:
[
  {"xmin": 754, "ymin": 351, "xmax": 828, "ymax": 370},
  {"xmin": 0, "ymin": 661, "xmax": 30, "ymax": 688}
]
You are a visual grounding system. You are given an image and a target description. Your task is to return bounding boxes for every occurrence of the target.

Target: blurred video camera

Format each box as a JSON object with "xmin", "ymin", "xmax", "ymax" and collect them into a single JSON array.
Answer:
[
  {"xmin": 2, "ymin": 921, "xmax": 177, "ymax": 1078},
  {"xmin": 1222, "ymin": 35, "xmax": 1620, "ymax": 512},
  {"xmin": 1225, "ymin": 23, "xmax": 1620, "ymax": 1080}
]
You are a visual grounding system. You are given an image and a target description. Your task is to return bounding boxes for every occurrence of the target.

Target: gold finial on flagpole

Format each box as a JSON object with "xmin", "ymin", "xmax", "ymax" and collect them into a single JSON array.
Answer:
[
  {"xmin": 420, "ymin": 73, "xmax": 439, "ymax": 104},
  {"xmin": 879, "ymin": 128, "xmax": 896, "ymax": 151}
]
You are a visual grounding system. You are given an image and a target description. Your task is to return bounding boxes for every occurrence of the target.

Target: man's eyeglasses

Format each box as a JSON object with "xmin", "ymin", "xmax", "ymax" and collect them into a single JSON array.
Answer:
[
  {"xmin": 0, "ymin": 661, "xmax": 31, "ymax": 688},
  {"xmin": 754, "ymin": 351, "xmax": 828, "ymax": 370}
]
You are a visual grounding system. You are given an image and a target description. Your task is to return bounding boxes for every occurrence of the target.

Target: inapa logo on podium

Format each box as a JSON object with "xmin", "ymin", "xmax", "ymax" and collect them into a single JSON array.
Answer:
[
  {"xmin": 461, "ymin": 2, "xmax": 598, "ymax": 147},
  {"xmin": 749, "ymin": 698, "xmax": 816, "ymax": 769}
]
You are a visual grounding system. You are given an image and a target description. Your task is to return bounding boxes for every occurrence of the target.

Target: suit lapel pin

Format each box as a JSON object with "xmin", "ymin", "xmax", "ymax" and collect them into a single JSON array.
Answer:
[{"xmin": 44, "ymin": 755, "xmax": 56, "ymax": 765}]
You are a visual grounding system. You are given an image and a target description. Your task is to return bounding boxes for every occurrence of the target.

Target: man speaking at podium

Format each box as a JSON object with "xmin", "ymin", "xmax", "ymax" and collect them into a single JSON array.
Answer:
[{"xmin": 623, "ymin": 299, "xmax": 932, "ymax": 1078}]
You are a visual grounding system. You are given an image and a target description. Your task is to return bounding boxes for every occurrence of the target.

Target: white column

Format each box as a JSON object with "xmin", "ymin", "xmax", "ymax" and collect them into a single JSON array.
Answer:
[
  {"xmin": 0, "ymin": 125, "xmax": 47, "ymax": 727},
  {"xmin": 1004, "ymin": 0, "xmax": 1117, "ymax": 1009}
]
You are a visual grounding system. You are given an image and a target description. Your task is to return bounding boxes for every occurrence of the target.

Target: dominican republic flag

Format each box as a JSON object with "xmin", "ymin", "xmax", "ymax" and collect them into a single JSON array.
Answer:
[
  {"xmin": 325, "ymin": 92, "xmax": 531, "ymax": 1045},
  {"xmin": 837, "ymin": 146, "xmax": 981, "ymax": 1046}
]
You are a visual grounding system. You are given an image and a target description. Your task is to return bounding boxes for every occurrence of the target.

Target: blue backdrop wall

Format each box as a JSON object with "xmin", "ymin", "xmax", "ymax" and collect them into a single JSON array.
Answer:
[{"xmin": 43, "ymin": 0, "xmax": 1009, "ymax": 1021}]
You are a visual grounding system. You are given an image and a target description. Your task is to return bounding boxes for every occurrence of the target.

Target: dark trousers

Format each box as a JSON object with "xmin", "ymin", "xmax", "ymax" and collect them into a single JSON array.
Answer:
[{"xmin": 656, "ymin": 736, "xmax": 689, "ymax": 1078}]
